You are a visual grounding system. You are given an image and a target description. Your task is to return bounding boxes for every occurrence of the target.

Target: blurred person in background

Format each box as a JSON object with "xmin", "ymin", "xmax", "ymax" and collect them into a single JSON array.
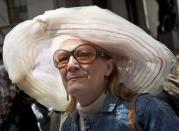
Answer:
[
  {"xmin": 0, "ymin": 65, "xmax": 40, "ymax": 131},
  {"xmin": 158, "ymin": 55, "xmax": 179, "ymax": 115}
]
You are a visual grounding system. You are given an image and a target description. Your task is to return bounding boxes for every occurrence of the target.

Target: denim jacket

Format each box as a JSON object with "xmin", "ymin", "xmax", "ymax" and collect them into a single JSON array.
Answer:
[{"xmin": 61, "ymin": 92, "xmax": 179, "ymax": 131}]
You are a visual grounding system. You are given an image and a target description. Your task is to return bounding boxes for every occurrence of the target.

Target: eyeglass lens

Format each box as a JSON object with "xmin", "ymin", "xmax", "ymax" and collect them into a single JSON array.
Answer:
[{"xmin": 53, "ymin": 44, "xmax": 97, "ymax": 69}]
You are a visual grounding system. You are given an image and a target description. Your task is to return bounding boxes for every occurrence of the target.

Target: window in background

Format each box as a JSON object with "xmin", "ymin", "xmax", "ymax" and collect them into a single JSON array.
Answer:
[{"xmin": 6, "ymin": 0, "xmax": 28, "ymax": 24}]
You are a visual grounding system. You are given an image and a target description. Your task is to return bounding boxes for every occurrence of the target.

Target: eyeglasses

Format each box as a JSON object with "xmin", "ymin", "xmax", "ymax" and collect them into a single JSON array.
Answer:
[{"xmin": 53, "ymin": 44, "xmax": 110, "ymax": 69}]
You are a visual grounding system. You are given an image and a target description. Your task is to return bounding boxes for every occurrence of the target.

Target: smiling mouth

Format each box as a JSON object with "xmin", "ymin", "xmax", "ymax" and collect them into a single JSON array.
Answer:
[{"xmin": 68, "ymin": 76, "xmax": 86, "ymax": 81}]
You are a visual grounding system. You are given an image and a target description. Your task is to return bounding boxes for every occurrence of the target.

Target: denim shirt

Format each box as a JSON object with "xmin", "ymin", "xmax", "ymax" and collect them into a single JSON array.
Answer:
[{"xmin": 61, "ymin": 92, "xmax": 179, "ymax": 131}]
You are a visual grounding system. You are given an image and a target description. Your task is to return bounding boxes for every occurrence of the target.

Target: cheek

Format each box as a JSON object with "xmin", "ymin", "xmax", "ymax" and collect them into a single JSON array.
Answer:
[
  {"xmin": 59, "ymin": 70, "xmax": 67, "ymax": 85},
  {"xmin": 87, "ymin": 64, "xmax": 106, "ymax": 81}
]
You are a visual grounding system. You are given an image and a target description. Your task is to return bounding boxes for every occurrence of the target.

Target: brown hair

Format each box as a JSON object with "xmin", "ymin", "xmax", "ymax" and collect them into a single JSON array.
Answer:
[{"xmin": 110, "ymin": 64, "xmax": 135, "ymax": 101}]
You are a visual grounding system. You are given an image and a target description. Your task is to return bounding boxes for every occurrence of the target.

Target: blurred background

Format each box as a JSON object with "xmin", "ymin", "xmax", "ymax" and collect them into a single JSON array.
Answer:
[{"xmin": 0, "ymin": 0, "xmax": 179, "ymax": 63}]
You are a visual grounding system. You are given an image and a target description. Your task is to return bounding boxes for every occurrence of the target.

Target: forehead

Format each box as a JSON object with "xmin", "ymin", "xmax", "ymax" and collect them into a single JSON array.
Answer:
[{"xmin": 59, "ymin": 39, "xmax": 86, "ymax": 51}]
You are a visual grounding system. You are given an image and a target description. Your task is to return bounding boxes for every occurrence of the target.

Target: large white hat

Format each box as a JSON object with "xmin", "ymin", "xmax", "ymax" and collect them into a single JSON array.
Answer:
[{"xmin": 3, "ymin": 6, "xmax": 175, "ymax": 111}]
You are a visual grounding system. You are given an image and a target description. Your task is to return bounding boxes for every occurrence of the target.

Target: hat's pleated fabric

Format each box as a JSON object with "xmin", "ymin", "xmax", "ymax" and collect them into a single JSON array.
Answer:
[{"xmin": 3, "ymin": 6, "xmax": 175, "ymax": 111}]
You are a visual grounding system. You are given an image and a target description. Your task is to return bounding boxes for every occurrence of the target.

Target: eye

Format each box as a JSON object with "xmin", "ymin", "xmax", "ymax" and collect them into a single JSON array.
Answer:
[
  {"xmin": 74, "ymin": 45, "xmax": 97, "ymax": 63},
  {"xmin": 58, "ymin": 54, "xmax": 69, "ymax": 63},
  {"xmin": 54, "ymin": 50, "xmax": 70, "ymax": 68},
  {"xmin": 76, "ymin": 50, "xmax": 94, "ymax": 60}
]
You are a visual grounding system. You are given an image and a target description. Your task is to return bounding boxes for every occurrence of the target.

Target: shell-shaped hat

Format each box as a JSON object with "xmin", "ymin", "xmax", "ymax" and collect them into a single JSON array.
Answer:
[{"xmin": 3, "ymin": 6, "xmax": 175, "ymax": 111}]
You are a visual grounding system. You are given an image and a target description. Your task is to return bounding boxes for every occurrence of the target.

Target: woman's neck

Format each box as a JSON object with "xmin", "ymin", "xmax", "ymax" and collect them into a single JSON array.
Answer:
[
  {"xmin": 77, "ymin": 91, "xmax": 107, "ymax": 116},
  {"xmin": 76, "ymin": 89, "xmax": 105, "ymax": 107}
]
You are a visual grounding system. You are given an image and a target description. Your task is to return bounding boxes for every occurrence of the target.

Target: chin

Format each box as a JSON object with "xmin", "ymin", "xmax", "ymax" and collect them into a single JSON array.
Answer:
[
  {"xmin": 66, "ymin": 84, "xmax": 84, "ymax": 96},
  {"xmin": 67, "ymin": 88, "xmax": 81, "ymax": 96}
]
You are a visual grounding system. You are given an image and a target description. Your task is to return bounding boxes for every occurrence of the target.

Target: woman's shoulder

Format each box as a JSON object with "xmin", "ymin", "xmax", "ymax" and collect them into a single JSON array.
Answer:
[
  {"xmin": 135, "ymin": 93, "xmax": 174, "ymax": 116},
  {"xmin": 136, "ymin": 93, "xmax": 161, "ymax": 107},
  {"xmin": 135, "ymin": 93, "xmax": 179, "ymax": 131}
]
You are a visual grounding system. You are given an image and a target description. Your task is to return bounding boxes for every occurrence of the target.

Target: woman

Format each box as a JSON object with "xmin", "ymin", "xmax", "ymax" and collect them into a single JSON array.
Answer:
[
  {"xmin": 52, "ymin": 37, "xmax": 179, "ymax": 131},
  {"xmin": 2, "ymin": 6, "xmax": 179, "ymax": 131}
]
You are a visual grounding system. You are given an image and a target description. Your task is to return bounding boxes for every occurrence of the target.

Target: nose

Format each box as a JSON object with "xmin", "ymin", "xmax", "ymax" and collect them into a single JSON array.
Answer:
[{"xmin": 66, "ymin": 55, "xmax": 80, "ymax": 72}]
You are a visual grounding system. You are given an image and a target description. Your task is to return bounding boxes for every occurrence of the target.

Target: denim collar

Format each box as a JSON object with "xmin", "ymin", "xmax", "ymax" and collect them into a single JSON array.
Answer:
[
  {"xmin": 101, "ymin": 91, "xmax": 120, "ymax": 113},
  {"xmin": 72, "ymin": 91, "xmax": 120, "ymax": 118},
  {"xmin": 67, "ymin": 91, "xmax": 121, "ymax": 131}
]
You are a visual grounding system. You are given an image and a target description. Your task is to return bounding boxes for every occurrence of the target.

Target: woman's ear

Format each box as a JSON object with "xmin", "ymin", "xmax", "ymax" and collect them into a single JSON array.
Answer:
[{"xmin": 105, "ymin": 59, "xmax": 114, "ymax": 77}]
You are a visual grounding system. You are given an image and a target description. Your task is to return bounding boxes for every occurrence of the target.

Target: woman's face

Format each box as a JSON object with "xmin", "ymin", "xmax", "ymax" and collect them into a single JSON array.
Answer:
[{"xmin": 55, "ymin": 39, "xmax": 113, "ymax": 100}]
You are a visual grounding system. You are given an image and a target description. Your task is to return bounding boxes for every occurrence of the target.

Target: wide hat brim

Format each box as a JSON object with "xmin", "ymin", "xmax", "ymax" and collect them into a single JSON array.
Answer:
[{"xmin": 3, "ymin": 6, "xmax": 175, "ymax": 111}]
